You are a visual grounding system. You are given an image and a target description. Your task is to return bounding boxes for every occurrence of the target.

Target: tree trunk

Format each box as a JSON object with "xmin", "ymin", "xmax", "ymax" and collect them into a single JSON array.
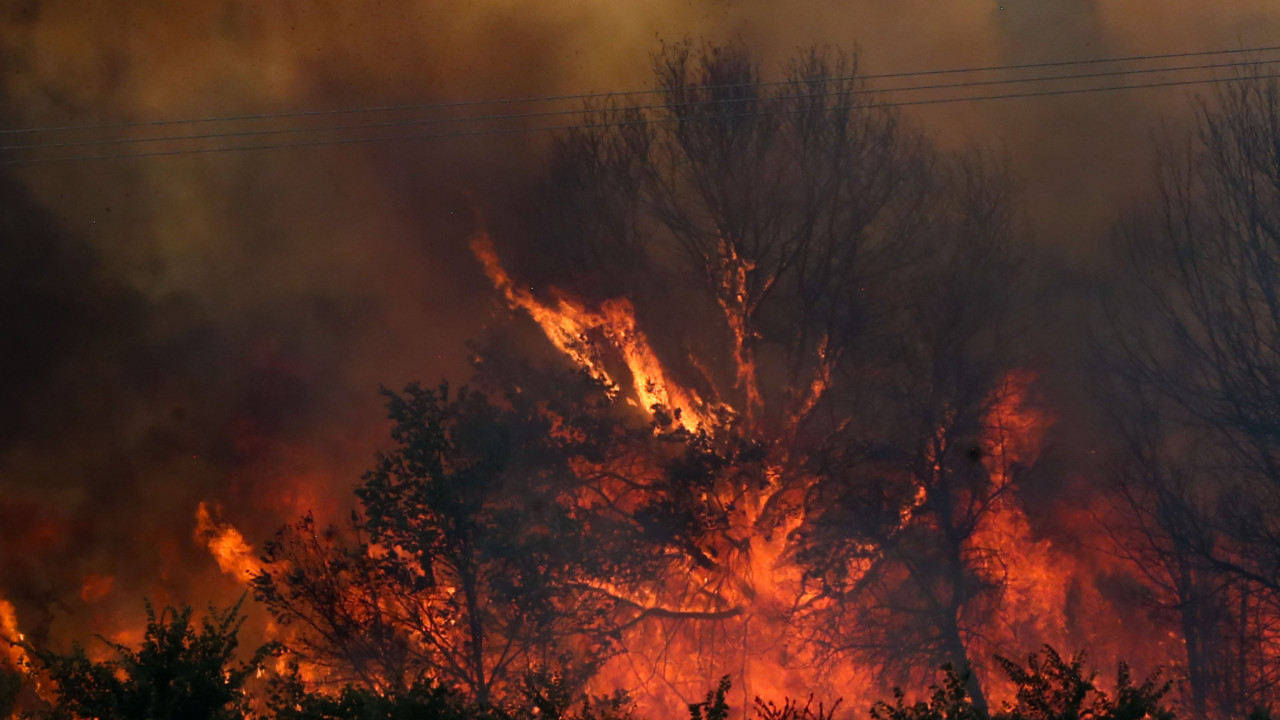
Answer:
[
  {"xmin": 942, "ymin": 617, "xmax": 988, "ymax": 715},
  {"xmin": 1177, "ymin": 561, "xmax": 1209, "ymax": 720}
]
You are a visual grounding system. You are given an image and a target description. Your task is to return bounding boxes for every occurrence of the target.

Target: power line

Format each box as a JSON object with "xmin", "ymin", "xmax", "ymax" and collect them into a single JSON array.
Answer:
[
  {"xmin": 1, "ymin": 43, "xmax": 1278, "ymax": 137},
  {"xmin": 3, "ymin": 56, "xmax": 1276, "ymax": 155},
  {"xmin": 4, "ymin": 71, "xmax": 1275, "ymax": 167}
]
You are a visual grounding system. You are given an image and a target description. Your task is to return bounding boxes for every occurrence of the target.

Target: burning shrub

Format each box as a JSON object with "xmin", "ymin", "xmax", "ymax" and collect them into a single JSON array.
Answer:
[
  {"xmin": 23, "ymin": 598, "xmax": 274, "ymax": 720},
  {"xmin": 252, "ymin": 376, "xmax": 702, "ymax": 706}
]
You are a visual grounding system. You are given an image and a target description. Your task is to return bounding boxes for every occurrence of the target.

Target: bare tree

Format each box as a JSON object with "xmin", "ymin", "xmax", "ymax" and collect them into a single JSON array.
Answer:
[
  {"xmin": 789, "ymin": 156, "xmax": 1027, "ymax": 712},
  {"xmin": 531, "ymin": 42, "xmax": 932, "ymax": 434},
  {"xmin": 1091, "ymin": 373, "xmax": 1232, "ymax": 720},
  {"xmin": 1097, "ymin": 73, "xmax": 1280, "ymax": 716}
]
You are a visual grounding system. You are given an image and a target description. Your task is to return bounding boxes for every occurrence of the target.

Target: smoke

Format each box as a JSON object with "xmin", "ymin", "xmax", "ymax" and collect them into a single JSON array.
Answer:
[{"xmin": 1, "ymin": 0, "xmax": 1278, "ymax": 660}]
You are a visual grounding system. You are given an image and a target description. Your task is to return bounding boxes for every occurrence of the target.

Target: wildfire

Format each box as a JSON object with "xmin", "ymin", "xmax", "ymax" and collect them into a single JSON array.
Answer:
[
  {"xmin": 170, "ymin": 231, "xmax": 1160, "ymax": 716},
  {"xmin": 471, "ymin": 231, "xmax": 718, "ymax": 432},
  {"xmin": 469, "ymin": 225, "xmax": 1083, "ymax": 711},
  {"xmin": 0, "ymin": 599, "xmax": 29, "ymax": 674},
  {"xmin": 194, "ymin": 502, "xmax": 263, "ymax": 581}
]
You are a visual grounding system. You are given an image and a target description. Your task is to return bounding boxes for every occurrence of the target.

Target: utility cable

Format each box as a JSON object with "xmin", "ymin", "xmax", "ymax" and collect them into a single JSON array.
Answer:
[
  {"xmin": 4, "ymin": 70, "xmax": 1276, "ymax": 167},
  {"xmin": 1, "ymin": 43, "xmax": 1278, "ymax": 137},
  {"xmin": 2, "ymin": 56, "xmax": 1276, "ymax": 154}
]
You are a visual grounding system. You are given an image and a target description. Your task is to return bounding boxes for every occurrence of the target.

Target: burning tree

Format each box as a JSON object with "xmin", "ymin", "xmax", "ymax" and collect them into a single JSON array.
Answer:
[
  {"xmin": 786, "ymin": 172, "xmax": 1030, "ymax": 709},
  {"xmin": 195, "ymin": 39, "xmax": 1074, "ymax": 716},
  {"xmin": 253, "ymin": 379, "xmax": 620, "ymax": 704},
  {"xmin": 482, "ymin": 42, "xmax": 1038, "ymax": 707},
  {"xmin": 252, "ymin": 375, "xmax": 742, "ymax": 707},
  {"xmin": 1098, "ymin": 73, "xmax": 1280, "ymax": 716}
]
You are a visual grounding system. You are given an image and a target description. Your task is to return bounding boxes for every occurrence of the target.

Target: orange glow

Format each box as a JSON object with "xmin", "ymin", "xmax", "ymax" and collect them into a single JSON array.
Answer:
[
  {"xmin": 0, "ymin": 599, "xmax": 29, "ymax": 674},
  {"xmin": 194, "ymin": 502, "xmax": 263, "ymax": 581},
  {"xmin": 470, "ymin": 227, "xmax": 1097, "ymax": 713},
  {"xmin": 713, "ymin": 240, "xmax": 762, "ymax": 420},
  {"xmin": 166, "ymin": 235, "xmax": 1184, "ymax": 715},
  {"xmin": 471, "ymin": 231, "xmax": 719, "ymax": 431},
  {"xmin": 78, "ymin": 574, "xmax": 115, "ymax": 604}
]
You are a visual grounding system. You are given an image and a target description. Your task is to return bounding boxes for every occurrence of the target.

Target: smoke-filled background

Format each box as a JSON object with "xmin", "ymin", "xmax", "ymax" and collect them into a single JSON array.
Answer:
[{"xmin": 1, "ymin": 0, "xmax": 1278, "ymax": 682}]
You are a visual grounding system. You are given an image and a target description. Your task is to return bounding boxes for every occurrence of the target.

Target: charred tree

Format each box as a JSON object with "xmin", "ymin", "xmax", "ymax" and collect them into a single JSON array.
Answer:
[{"xmin": 790, "ymin": 164, "xmax": 1027, "ymax": 710}]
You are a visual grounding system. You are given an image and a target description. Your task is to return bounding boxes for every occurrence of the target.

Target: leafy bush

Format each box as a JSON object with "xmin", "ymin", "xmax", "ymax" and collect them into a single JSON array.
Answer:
[
  {"xmin": 29, "ymin": 598, "xmax": 274, "ymax": 720},
  {"xmin": 872, "ymin": 647, "xmax": 1176, "ymax": 720}
]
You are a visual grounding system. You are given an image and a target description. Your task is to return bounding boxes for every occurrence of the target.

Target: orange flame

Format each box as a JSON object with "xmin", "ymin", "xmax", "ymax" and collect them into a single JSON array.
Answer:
[
  {"xmin": 471, "ymin": 231, "xmax": 718, "ymax": 432},
  {"xmin": 470, "ymin": 227, "xmax": 1091, "ymax": 712},
  {"xmin": 0, "ymin": 599, "xmax": 29, "ymax": 674},
  {"xmin": 194, "ymin": 502, "xmax": 263, "ymax": 581}
]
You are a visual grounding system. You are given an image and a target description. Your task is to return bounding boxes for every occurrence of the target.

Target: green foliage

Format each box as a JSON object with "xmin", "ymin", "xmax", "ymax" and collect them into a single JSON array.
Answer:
[
  {"xmin": 872, "ymin": 647, "xmax": 1177, "ymax": 720},
  {"xmin": 870, "ymin": 665, "xmax": 987, "ymax": 720},
  {"xmin": 30, "ymin": 598, "xmax": 275, "ymax": 720},
  {"xmin": 266, "ymin": 664, "xmax": 635, "ymax": 720},
  {"xmin": 267, "ymin": 663, "xmax": 486, "ymax": 720},
  {"xmin": 688, "ymin": 676, "xmax": 732, "ymax": 720}
]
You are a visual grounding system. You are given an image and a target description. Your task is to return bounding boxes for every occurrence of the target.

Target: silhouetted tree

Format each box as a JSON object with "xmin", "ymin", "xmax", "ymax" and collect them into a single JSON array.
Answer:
[
  {"xmin": 790, "ymin": 167, "xmax": 1027, "ymax": 710},
  {"xmin": 26, "ymin": 599, "xmax": 272, "ymax": 720},
  {"xmin": 511, "ymin": 41, "xmax": 1031, "ymax": 707},
  {"xmin": 255, "ymin": 380, "xmax": 615, "ymax": 704},
  {"xmin": 871, "ymin": 647, "xmax": 1175, "ymax": 720},
  {"xmin": 253, "ymin": 374, "xmax": 734, "ymax": 708},
  {"xmin": 1098, "ymin": 73, "xmax": 1280, "ymax": 716}
]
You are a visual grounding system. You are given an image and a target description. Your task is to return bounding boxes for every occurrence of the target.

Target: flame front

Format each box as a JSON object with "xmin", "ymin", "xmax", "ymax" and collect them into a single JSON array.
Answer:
[
  {"xmin": 176, "ymin": 238, "xmax": 1170, "ymax": 715},
  {"xmin": 465, "ymin": 235, "xmax": 1085, "ymax": 711}
]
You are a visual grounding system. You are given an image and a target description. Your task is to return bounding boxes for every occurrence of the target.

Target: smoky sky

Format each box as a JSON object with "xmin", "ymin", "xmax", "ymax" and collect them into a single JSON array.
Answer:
[{"xmin": 1, "ymin": 0, "xmax": 1279, "ymax": 645}]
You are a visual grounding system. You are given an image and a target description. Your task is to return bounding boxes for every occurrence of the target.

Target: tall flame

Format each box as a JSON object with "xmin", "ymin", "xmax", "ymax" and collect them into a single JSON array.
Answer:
[{"xmin": 471, "ymin": 231, "xmax": 717, "ymax": 432}]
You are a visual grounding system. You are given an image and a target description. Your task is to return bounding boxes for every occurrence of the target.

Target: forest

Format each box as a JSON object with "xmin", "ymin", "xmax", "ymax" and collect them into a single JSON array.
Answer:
[{"xmin": 4, "ymin": 42, "xmax": 1280, "ymax": 720}]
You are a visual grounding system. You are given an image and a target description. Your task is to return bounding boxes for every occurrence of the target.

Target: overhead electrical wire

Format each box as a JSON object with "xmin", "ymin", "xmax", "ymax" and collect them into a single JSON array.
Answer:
[
  {"xmin": 2, "ymin": 47, "xmax": 1278, "ymax": 166},
  {"xmin": 2, "ymin": 43, "xmax": 1277, "ymax": 137},
  {"xmin": 3, "ymin": 56, "xmax": 1277, "ymax": 155}
]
